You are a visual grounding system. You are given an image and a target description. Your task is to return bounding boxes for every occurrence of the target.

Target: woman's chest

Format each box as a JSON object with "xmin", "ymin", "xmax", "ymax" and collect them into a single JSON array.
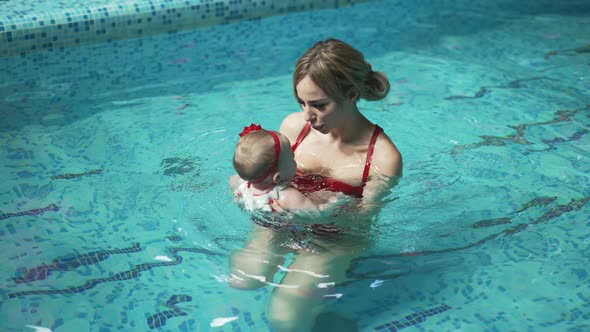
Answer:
[{"xmin": 294, "ymin": 144, "xmax": 369, "ymax": 184}]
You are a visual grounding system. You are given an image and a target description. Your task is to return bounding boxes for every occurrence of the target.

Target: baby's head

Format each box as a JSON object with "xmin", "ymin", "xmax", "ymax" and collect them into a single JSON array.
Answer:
[{"xmin": 233, "ymin": 126, "xmax": 296, "ymax": 185}]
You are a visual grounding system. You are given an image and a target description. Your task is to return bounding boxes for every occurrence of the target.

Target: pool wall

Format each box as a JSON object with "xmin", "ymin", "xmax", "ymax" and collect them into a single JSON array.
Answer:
[{"xmin": 0, "ymin": 0, "xmax": 371, "ymax": 57}]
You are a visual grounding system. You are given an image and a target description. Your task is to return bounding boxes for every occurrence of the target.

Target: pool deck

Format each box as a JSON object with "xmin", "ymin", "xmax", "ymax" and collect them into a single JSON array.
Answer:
[{"xmin": 0, "ymin": 0, "xmax": 371, "ymax": 57}]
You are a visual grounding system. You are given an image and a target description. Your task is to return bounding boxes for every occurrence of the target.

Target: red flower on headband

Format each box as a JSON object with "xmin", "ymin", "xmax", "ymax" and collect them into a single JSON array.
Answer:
[{"xmin": 239, "ymin": 124, "xmax": 263, "ymax": 137}]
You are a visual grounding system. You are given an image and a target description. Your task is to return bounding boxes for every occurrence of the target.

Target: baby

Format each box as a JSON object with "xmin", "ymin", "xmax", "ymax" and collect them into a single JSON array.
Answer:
[
  {"xmin": 233, "ymin": 124, "xmax": 317, "ymax": 213},
  {"xmin": 229, "ymin": 124, "xmax": 320, "ymax": 290}
]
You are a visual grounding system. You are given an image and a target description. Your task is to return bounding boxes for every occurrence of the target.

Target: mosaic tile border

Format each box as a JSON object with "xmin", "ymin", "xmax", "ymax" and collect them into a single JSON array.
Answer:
[{"xmin": 0, "ymin": 0, "xmax": 372, "ymax": 57}]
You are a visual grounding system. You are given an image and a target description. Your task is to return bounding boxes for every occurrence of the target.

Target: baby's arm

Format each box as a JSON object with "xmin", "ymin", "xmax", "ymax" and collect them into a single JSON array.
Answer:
[
  {"xmin": 276, "ymin": 187, "xmax": 318, "ymax": 211},
  {"xmin": 229, "ymin": 174, "xmax": 245, "ymax": 191}
]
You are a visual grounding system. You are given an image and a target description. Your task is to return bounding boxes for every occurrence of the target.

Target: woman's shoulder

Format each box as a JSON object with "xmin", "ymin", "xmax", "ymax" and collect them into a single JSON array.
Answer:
[
  {"xmin": 279, "ymin": 112, "xmax": 306, "ymax": 143},
  {"xmin": 373, "ymin": 128, "xmax": 403, "ymax": 177}
]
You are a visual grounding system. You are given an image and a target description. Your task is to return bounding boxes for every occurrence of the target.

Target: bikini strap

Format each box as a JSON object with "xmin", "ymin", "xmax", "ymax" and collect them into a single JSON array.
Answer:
[
  {"xmin": 291, "ymin": 123, "xmax": 311, "ymax": 152},
  {"xmin": 361, "ymin": 125, "xmax": 383, "ymax": 185}
]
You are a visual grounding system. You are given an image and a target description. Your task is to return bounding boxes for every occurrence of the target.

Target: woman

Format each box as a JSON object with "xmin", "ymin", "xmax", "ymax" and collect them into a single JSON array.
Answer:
[
  {"xmin": 230, "ymin": 38, "xmax": 402, "ymax": 331},
  {"xmin": 282, "ymin": 38, "xmax": 402, "ymax": 205}
]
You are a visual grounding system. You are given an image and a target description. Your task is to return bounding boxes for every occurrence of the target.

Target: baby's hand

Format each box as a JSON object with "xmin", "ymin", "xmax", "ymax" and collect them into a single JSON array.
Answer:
[{"xmin": 228, "ymin": 174, "xmax": 244, "ymax": 191}]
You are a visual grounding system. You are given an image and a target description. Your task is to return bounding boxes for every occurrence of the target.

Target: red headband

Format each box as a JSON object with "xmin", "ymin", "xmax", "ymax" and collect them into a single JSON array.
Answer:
[{"xmin": 239, "ymin": 124, "xmax": 281, "ymax": 183}]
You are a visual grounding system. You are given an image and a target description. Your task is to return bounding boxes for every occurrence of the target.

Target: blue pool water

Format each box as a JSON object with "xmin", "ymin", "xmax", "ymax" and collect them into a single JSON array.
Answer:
[{"xmin": 1, "ymin": 0, "xmax": 590, "ymax": 331}]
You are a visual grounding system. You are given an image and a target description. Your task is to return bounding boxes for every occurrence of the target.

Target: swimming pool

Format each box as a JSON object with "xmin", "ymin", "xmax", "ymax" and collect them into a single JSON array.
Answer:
[{"xmin": 1, "ymin": 0, "xmax": 590, "ymax": 331}]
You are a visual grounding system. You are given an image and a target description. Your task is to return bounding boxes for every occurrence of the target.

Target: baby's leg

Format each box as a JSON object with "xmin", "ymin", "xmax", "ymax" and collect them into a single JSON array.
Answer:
[{"xmin": 229, "ymin": 225, "xmax": 291, "ymax": 290}]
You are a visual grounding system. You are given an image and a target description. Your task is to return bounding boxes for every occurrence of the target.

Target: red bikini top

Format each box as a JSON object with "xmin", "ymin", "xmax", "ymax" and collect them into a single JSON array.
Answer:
[{"xmin": 290, "ymin": 123, "xmax": 382, "ymax": 198}]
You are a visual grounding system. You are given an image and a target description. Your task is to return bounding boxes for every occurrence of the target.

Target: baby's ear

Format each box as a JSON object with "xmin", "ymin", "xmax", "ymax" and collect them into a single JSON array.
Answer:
[{"xmin": 272, "ymin": 172, "xmax": 281, "ymax": 184}]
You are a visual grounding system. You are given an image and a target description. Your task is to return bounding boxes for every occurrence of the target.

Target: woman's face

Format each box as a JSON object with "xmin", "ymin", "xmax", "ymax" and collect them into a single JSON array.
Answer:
[{"xmin": 295, "ymin": 76, "xmax": 341, "ymax": 134}]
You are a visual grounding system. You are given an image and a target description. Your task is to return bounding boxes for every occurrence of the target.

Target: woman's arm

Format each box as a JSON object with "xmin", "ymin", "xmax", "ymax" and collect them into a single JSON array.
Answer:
[
  {"xmin": 361, "ymin": 132, "xmax": 403, "ymax": 210},
  {"xmin": 373, "ymin": 133, "xmax": 403, "ymax": 178}
]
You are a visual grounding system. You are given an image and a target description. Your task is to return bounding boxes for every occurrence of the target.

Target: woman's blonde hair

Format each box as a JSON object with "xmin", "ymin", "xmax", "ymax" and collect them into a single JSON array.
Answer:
[{"xmin": 293, "ymin": 38, "xmax": 390, "ymax": 103}]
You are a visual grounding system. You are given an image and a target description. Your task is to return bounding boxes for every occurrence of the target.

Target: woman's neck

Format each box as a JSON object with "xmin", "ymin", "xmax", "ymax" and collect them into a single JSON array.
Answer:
[{"xmin": 330, "ymin": 105, "xmax": 373, "ymax": 143}]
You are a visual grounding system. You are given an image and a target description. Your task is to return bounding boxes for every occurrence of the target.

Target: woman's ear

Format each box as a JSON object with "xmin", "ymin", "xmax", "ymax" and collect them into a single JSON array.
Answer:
[{"xmin": 348, "ymin": 89, "xmax": 359, "ymax": 102}]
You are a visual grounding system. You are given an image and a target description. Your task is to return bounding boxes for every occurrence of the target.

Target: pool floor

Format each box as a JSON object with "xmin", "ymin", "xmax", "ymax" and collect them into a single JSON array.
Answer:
[{"xmin": 1, "ymin": 0, "xmax": 590, "ymax": 331}]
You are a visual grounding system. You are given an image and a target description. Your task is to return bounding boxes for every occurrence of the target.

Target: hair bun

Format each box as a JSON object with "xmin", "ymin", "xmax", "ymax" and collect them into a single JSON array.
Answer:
[{"xmin": 361, "ymin": 71, "xmax": 390, "ymax": 101}]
